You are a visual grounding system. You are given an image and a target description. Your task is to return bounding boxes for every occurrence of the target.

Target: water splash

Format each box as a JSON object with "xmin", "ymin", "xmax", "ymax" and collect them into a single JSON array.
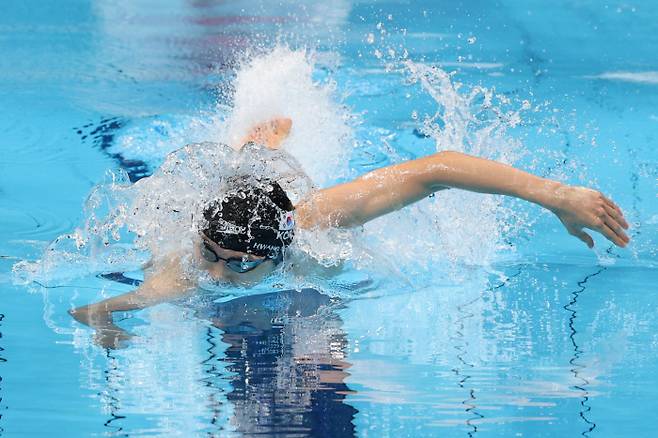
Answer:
[
  {"xmin": 224, "ymin": 46, "xmax": 354, "ymax": 187},
  {"xmin": 13, "ymin": 142, "xmax": 315, "ymax": 286},
  {"xmin": 13, "ymin": 47, "xmax": 356, "ymax": 287},
  {"xmin": 358, "ymin": 60, "xmax": 530, "ymax": 278},
  {"xmin": 13, "ymin": 46, "xmax": 533, "ymax": 291}
]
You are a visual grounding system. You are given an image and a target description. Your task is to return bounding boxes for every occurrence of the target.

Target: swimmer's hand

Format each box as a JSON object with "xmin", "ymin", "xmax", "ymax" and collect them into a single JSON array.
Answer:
[
  {"xmin": 69, "ymin": 305, "xmax": 102, "ymax": 328},
  {"xmin": 240, "ymin": 117, "xmax": 292, "ymax": 150},
  {"xmin": 549, "ymin": 185, "xmax": 630, "ymax": 248},
  {"xmin": 93, "ymin": 326, "xmax": 134, "ymax": 350},
  {"xmin": 68, "ymin": 256, "xmax": 193, "ymax": 349},
  {"xmin": 69, "ymin": 305, "xmax": 134, "ymax": 349}
]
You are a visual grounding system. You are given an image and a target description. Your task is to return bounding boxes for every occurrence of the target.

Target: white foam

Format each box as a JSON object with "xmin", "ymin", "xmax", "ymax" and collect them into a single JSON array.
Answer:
[
  {"xmin": 436, "ymin": 61, "xmax": 504, "ymax": 70},
  {"xmin": 406, "ymin": 32, "xmax": 451, "ymax": 39},
  {"xmin": 584, "ymin": 71, "xmax": 658, "ymax": 85},
  {"xmin": 224, "ymin": 46, "xmax": 354, "ymax": 187}
]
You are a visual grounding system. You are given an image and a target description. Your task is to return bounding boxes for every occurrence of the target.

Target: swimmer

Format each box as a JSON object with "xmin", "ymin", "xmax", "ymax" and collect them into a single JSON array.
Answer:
[{"xmin": 70, "ymin": 117, "xmax": 630, "ymax": 348}]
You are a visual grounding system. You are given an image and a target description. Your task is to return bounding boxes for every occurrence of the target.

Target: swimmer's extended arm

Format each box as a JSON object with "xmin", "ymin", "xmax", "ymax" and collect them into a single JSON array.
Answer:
[
  {"xmin": 296, "ymin": 150, "xmax": 630, "ymax": 248},
  {"xmin": 69, "ymin": 256, "xmax": 194, "ymax": 349}
]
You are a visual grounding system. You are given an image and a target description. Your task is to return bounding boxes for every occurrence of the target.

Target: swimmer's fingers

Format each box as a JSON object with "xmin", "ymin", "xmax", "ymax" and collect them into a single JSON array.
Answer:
[
  {"xmin": 554, "ymin": 186, "xmax": 630, "ymax": 249},
  {"xmin": 588, "ymin": 196, "xmax": 630, "ymax": 246},
  {"xmin": 602, "ymin": 204, "xmax": 630, "ymax": 244},
  {"xmin": 602, "ymin": 195, "xmax": 629, "ymax": 229},
  {"xmin": 569, "ymin": 226, "xmax": 594, "ymax": 248},
  {"xmin": 591, "ymin": 216, "xmax": 629, "ymax": 248},
  {"xmin": 94, "ymin": 327, "xmax": 134, "ymax": 350}
]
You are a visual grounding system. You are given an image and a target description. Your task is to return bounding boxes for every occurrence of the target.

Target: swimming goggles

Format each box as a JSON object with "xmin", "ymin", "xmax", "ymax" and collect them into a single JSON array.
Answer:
[{"xmin": 201, "ymin": 241, "xmax": 281, "ymax": 273}]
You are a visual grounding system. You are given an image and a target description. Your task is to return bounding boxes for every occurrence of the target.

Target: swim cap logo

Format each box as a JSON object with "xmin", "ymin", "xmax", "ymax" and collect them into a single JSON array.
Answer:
[
  {"xmin": 279, "ymin": 211, "xmax": 295, "ymax": 231},
  {"xmin": 217, "ymin": 221, "xmax": 246, "ymax": 235}
]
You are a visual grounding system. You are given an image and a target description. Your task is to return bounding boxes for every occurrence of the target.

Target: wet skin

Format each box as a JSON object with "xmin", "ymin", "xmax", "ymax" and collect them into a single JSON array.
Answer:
[
  {"xmin": 69, "ymin": 239, "xmax": 282, "ymax": 349},
  {"xmin": 69, "ymin": 117, "xmax": 632, "ymax": 350}
]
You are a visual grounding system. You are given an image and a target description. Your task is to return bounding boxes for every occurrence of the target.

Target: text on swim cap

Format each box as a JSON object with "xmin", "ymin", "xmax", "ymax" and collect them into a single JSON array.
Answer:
[{"xmin": 276, "ymin": 230, "xmax": 294, "ymax": 241}]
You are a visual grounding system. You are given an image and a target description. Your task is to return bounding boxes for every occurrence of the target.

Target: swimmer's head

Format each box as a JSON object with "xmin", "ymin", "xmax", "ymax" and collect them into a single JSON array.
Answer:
[{"xmin": 201, "ymin": 177, "xmax": 295, "ymax": 258}]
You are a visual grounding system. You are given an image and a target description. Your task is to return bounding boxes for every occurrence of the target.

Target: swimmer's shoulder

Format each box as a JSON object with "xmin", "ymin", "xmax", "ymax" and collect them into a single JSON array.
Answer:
[{"xmin": 144, "ymin": 252, "xmax": 194, "ymax": 287}]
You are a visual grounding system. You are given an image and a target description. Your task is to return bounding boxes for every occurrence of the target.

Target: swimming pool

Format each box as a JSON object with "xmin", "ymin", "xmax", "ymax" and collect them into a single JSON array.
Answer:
[{"xmin": 1, "ymin": 0, "xmax": 657, "ymax": 436}]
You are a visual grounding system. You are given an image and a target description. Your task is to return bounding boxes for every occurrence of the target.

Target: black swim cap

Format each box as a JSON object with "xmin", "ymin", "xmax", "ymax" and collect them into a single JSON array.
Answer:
[{"xmin": 202, "ymin": 178, "xmax": 295, "ymax": 257}]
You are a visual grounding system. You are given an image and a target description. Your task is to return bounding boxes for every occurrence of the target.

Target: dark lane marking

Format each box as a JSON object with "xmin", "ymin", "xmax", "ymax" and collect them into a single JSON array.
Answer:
[
  {"xmin": 200, "ymin": 326, "xmax": 226, "ymax": 429},
  {"xmin": 98, "ymin": 273, "xmax": 143, "ymax": 287},
  {"xmin": 102, "ymin": 349, "xmax": 128, "ymax": 437},
  {"xmin": 0, "ymin": 313, "xmax": 6, "ymax": 436},
  {"xmin": 451, "ymin": 266, "xmax": 524, "ymax": 437},
  {"xmin": 564, "ymin": 267, "xmax": 606, "ymax": 437},
  {"xmin": 74, "ymin": 117, "xmax": 152, "ymax": 182}
]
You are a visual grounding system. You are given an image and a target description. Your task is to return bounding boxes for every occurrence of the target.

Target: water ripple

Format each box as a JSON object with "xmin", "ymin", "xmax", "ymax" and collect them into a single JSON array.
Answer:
[
  {"xmin": 0, "ymin": 115, "xmax": 70, "ymax": 165},
  {"xmin": 2, "ymin": 205, "xmax": 75, "ymax": 241}
]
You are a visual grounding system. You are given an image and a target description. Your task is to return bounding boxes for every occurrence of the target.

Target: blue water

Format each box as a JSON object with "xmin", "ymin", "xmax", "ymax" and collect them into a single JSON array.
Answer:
[{"xmin": 1, "ymin": 0, "xmax": 657, "ymax": 437}]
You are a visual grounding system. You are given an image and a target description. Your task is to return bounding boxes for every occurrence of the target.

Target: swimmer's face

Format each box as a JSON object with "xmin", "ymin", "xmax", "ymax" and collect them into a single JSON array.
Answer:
[{"xmin": 197, "ymin": 234, "xmax": 279, "ymax": 285}]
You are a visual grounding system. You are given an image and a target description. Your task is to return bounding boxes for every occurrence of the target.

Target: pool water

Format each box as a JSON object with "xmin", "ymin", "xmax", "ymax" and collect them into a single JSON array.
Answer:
[{"xmin": 1, "ymin": 0, "xmax": 657, "ymax": 437}]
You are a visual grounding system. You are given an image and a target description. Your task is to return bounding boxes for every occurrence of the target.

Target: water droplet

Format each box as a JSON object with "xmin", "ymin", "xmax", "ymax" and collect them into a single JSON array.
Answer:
[
  {"xmin": 366, "ymin": 33, "xmax": 375, "ymax": 44},
  {"xmin": 467, "ymin": 36, "xmax": 477, "ymax": 44}
]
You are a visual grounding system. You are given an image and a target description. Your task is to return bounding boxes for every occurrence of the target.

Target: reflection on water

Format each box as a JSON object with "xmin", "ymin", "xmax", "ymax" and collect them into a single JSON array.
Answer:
[
  {"xmin": 205, "ymin": 289, "xmax": 356, "ymax": 436},
  {"xmin": 15, "ymin": 259, "xmax": 658, "ymax": 436},
  {"xmin": 84, "ymin": 288, "xmax": 356, "ymax": 437}
]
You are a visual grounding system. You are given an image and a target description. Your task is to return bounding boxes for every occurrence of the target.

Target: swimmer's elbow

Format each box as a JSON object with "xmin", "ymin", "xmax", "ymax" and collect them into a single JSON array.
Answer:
[{"xmin": 420, "ymin": 150, "xmax": 468, "ymax": 190}]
